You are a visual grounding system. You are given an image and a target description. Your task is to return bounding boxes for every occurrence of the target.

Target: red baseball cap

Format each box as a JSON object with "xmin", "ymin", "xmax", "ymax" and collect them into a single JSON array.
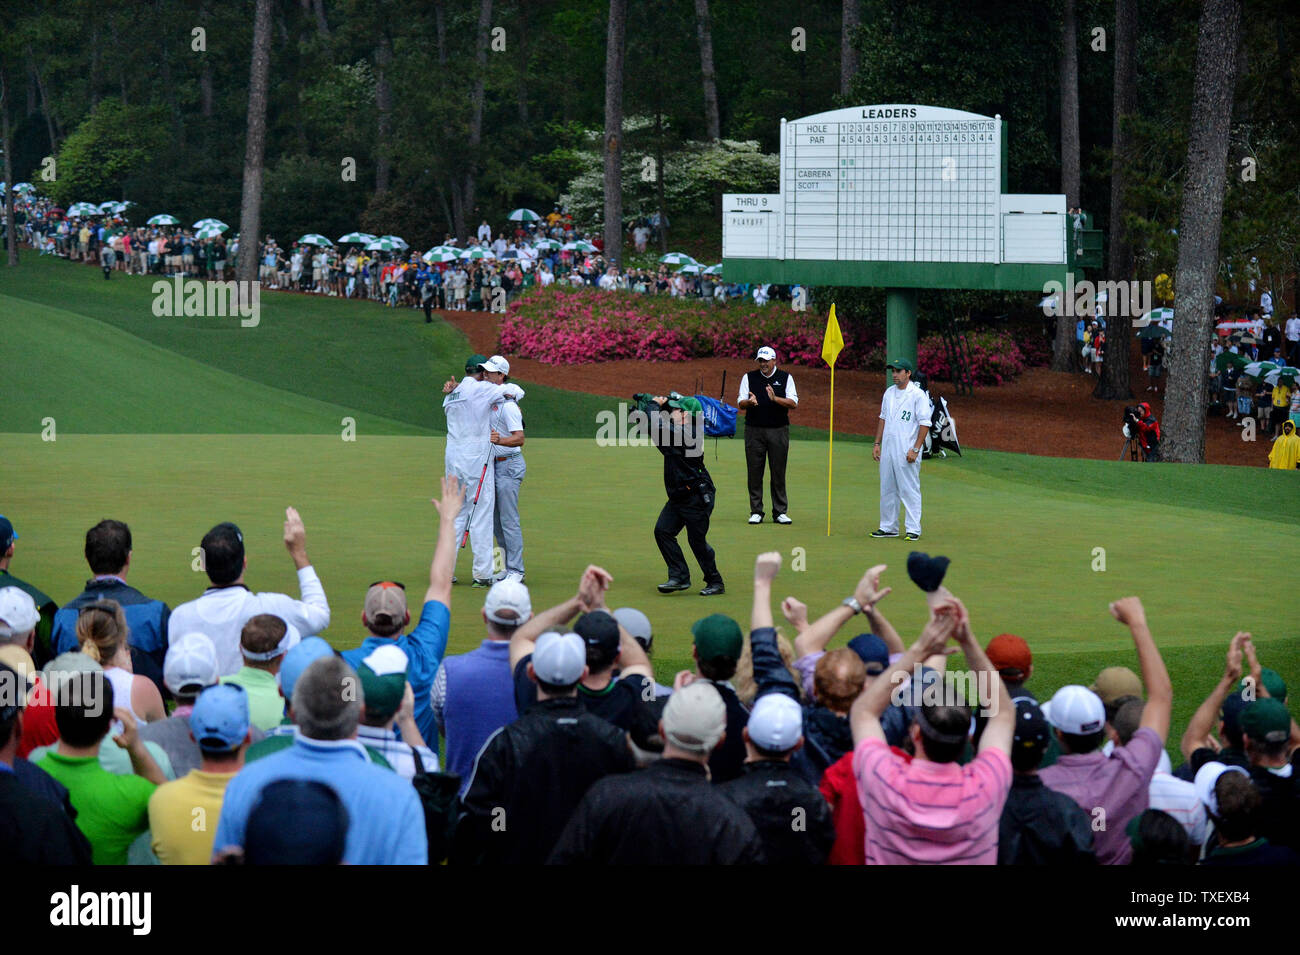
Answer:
[{"xmin": 986, "ymin": 634, "xmax": 1032, "ymax": 677}]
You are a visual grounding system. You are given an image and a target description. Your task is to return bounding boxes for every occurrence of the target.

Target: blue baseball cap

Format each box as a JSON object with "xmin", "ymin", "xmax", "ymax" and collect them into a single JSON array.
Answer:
[
  {"xmin": 0, "ymin": 516, "xmax": 17, "ymax": 550},
  {"xmin": 279, "ymin": 636, "xmax": 335, "ymax": 701},
  {"xmin": 848, "ymin": 633, "xmax": 890, "ymax": 675},
  {"xmin": 191, "ymin": 684, "xmax": 250, "ymax": 752}
]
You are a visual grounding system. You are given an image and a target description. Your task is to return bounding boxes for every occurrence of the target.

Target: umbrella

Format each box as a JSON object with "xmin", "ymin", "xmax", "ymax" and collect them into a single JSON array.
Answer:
[
  {"xmin": 365, "ymin": 237, "xmax": 401, "ymax": 252},
  {"xmin": 1239, "ymin": 335, "xmax": 1258, "ymax": 345},
  {"xmin": 1244, "ymin": 361, "xmax": 1280, "ymax": 380},
  {"xmin": 1134, "ymin": 307, "xmax": 1174, "ymax": 328},
  {"xmin": 459, "ymin": 247, "xmax": 495, "ymax": 260},
  {"xmin": 499, "ymin": 249, "xmax": 520, "ymax": 259},
  {"xmin": 97, "ymin": 201, "xmax": 120, "ymax": 215},
  {"xmin": 194, "ymin": 225, "xmax": 225, "ymax": 240},
  {"xmin": 337, "ymin": 231, "xmax": 376, "ymax": 244},
  {"xmin": 533, "ymin": 238, "xmax": 562, "ymax": 251},
  {"xmin": 507, "ymin": 208, "xmax": 541, "ymax": 222},
  {"xmin": 703, "ymin": 264, "xmax": 723, "ymax": 275},
  {"xmin": 12, "ymin": 183, "xmax": 35, "ymax": 195},
  {"xmin": 1213, "ymin": 351, "xmax": 1247, "ymax": 373},
  {"xmin": 678, "ymin": 264, "xmax": 701, "ymax": 275},
  {"xmin": 423, "ymin": 248, "xmax": 459, "ymax": 264},
  {"xmin": 69, "ymin": 202, "xmax": 102, "ymax": 217},
  {"xmin": 1264, "ymin": 367, "xmax": 1298, "ymax": 387},
  {"xmin": 378, "ymin": 234, "xmax": 408, "ymax": 249},
  {"xmin": 659, "ymin": 251, "xmax": 697, "ymax": 265},
  {"xmin": 1137, "ymin": 325, "xmax": 1172, "ymax": 340},
  {"xmin": 298, "ymin": 233, "xmax": 334, "ymax": 246},
  {"xmin": 194, "ymin": 218, "xmax": 229, "ymax": 230},
  {"xmin": 147, "ymin": 213, "xmax": 180, "ymax": 226}
]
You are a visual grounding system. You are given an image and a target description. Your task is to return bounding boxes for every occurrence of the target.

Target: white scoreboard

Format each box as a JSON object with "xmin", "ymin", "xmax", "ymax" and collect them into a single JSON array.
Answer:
[{"xmin": 722, "ymin": 105, "xmax": 1067, "ymax": 271}]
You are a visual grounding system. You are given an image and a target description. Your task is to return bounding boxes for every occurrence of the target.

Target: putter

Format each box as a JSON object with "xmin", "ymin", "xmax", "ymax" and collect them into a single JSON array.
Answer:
[{"xmin": 460, "ymin": 459, "xmax": 490, "ymax": 549}]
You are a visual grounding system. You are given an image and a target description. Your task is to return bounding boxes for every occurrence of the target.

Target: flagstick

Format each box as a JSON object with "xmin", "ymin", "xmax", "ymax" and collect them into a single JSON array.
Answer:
[{"xmin": 827, "ymin": 366, "xmax": 834, "ymax": 537}]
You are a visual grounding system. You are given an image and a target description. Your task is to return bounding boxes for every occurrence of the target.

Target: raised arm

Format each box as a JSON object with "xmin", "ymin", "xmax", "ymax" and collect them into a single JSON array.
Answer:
[
  {"xmin": 792, "ymin": 564, "xmax": 891, "ymax": 659},
  {"xmin": 279, "ymin": 507, "xmax": 330, "ymax": 635},
  {"xmin": 752, "ymin": 551, "xmax": 781, "ymax": 631},
  {"xmin": 851, "ymin": 610, "xmax": 957, "ymax": 744},
  {"xmin": 751, "ymin": 553, "xmax": 801, "ymax": 703},
  {"xmin": 581, "ymin": 567, "xmax": 652, "ymax": 680},
  {"xmin": 426, "ymin": 475, "xmax": 464, "ymax": 607},
  {"xmin": 1181, "ymin": 633, "xmax": 1244, "ymax": 759},
  {"xmin": 1110, "ymin": 597, "xmax": 1172, "ymax": 743},
  {"xmin": 508, "ymin": 566, "xmax": 609, "ymax": 670},
  {"xmin": 950, "ymin": 598, "xmax": 1012, "ymax": 755}
]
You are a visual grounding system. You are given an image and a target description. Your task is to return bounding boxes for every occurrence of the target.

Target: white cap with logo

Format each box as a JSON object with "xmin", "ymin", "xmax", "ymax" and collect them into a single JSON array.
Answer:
[
  {"xmin": 1041, "ymin": 685, "xmax": 1106, "ymax": 735},
  {"xmin": 756, "ymin": 346, "xmax": 776, "ymax": 361},
  {"xmin": 482, "ymin": 355, "xmax": 511, "ymax": 375},
  {"xmin": 164, "ymin": 632, "xmax": 220, "ymax": 696},
  {"xmin": 484, "ymin": 578, "xmax": 532, "ymax": 627}
]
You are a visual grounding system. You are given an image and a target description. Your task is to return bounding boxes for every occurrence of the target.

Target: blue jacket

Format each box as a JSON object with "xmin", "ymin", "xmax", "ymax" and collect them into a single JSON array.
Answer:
[
  {"xmin": 441, "ymin": 640, "xmax": 517, "ymax": 794},
  {"xmin": 214, "ymin": 733, "xmax": 427, "ymax": 865},
  {"xmin": 53, "ymin": 577, "xmax": 170, "ymax": 675},
  {"xmin": 341, "ymin": 600, "xmax": 449, "ymax": 750}
]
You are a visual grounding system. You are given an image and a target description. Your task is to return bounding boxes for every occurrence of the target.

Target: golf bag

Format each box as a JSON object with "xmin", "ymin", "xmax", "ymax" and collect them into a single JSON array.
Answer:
[
  {"xmin": 693, "ymin": 395, "xmax": 738, "ymax": 438},
  {"xmin": 922, "ymin": 393, "xmax": 962, "ymax": 458}
]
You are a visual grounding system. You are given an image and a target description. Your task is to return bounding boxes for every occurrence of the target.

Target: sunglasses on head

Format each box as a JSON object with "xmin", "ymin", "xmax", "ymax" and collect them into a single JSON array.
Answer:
[
  {"xmin": 368, "ymin": 581, "xmax": 405, "ymax": 591},
  {"xmin": 79, "ymin": 601, "xmax": 119, "ymax": 615}
]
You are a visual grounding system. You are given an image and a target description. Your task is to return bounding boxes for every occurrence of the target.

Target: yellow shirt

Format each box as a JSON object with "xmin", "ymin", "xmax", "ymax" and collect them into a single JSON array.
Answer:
[
  {"xmin": 1273, "ymin": 384, "xmax": 1291, "ymax": 408},
  {"xmin": 148, "ymin": 769, "xmax": 237, "ymax": 865}
]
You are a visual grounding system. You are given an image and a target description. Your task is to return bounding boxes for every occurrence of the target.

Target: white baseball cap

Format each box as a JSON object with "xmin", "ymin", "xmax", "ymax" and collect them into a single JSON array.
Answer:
[
  {"xmin": 612, "ymin": 607, "xmax": 653, "ymax": 650},
  {"xmin": 747, "ymin": 693, "xmax": 803, "ymax": 751},
  {"xmin": 482, "ymin": 355, "xmax": 511, "ymax": 375},
  {"xmin": 1194, "ymin": 761, "xmax": 1250, "ymax": 816},
  {"xmin": 0, "ymin": 587, "xmax": 40, "ymax": 638},
  {"xmin": 1042, "ymin": 685, "xmax": 1106, "ymax": 735},
  {"xmin": 532, "ymin": 631, "xmax": 586, "ymax": 685},
  {"xmin": 756, "ymin": 346, "xmax": 776, "ymax": 361},
  {"xmin": 164, "ymin": 632, "xmax": 220, "ymax": 696},
  {"xmin": 484, "ymin": 578, "xmax": 532, "ymax": 627},
  {"xmin": 663, "ymin": 681, "xmax": 727, "ymax": 754}
]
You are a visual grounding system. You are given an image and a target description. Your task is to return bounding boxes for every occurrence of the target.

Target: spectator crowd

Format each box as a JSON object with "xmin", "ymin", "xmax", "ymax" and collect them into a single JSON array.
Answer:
[{"xmin": 2, "ymin": 501, "xmax": 1297, "ymax": 866}]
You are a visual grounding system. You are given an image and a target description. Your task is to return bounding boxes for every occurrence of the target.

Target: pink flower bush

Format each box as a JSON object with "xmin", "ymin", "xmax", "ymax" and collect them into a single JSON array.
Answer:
[{"xmin": 500, "ymin": 287, "xmax": 1036, "ymax": 384}]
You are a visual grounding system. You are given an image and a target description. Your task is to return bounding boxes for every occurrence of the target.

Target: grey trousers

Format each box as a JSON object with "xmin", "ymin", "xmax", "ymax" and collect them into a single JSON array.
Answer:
[
  {"xmin": 493, "ymin": 453, "xmax": 526, "ymax": 576},
  {"xmin": 745, "ymin": 424, "xmax": 790, "ymax": 517}
]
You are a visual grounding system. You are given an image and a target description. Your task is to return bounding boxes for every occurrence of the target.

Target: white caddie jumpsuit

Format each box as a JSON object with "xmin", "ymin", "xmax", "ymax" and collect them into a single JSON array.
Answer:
[
  {"xmin": 443, "ymin": 376, "xmax": 524, "ymax": 581},
  {"xmin": 878, "ymin": 381, "xmax": 932, "ymax": 535}
]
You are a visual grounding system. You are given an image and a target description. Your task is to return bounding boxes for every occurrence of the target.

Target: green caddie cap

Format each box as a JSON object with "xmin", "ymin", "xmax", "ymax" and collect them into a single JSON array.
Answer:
[
  {"xmin": 1235, "ymin": 667, "xmax": 1288, "ymax": 703},
  {"xmin": 1239, "ymin": 698, "xmax": 1292, "ymax": 744},
  {"xmin": 667, "ymin": 395, "xmax": 703, "ymax": 414},
  {"xmin": 886, "ymin": 357, "xmax": 915, "ymax": 373},
  {"xmin": 692, "ymin": 614, "xmax": 743, "ymax": 662},
  {"xmin": 465, "ymin": 354, "xmax": 489, "ymax": 373}
]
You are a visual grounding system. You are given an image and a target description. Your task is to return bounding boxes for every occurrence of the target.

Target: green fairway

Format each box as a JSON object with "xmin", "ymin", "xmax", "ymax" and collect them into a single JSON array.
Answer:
[{"xmin": 3, "ymin": 254, "xmax": 1298, "ymax": 760}]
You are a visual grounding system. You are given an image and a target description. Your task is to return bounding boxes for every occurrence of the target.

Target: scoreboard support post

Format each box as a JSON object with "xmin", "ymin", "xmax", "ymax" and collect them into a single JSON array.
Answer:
[{"xmin": 885, "ymin": 288, "xmax": 918, "ymax": 379}]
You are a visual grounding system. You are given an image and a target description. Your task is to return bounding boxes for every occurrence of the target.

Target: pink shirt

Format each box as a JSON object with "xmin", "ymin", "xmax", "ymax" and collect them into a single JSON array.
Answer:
[
  {"xmin": 1038, "ymin": 726, "xmax": 1163, "ymax": 865},
  {"xmin": 854, "ymin": 737, "xmax": 1011, "ymax": 865}
]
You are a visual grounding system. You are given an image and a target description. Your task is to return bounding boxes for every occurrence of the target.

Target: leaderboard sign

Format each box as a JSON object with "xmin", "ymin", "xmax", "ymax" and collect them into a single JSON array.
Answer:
[{"xmin": 723, "ymin": 105, "xmax": 1069, "ymax": 291}]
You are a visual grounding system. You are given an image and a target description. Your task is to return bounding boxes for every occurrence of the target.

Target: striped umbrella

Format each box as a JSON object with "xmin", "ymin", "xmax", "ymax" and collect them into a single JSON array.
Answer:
[
  {"xmin": 12, "ymin": 182, "xmax": 36, "ymax": 195},
  {"xmin": 507, "ymin": 208, "xmax": 541, "ymax": 222},
  {"xmin": 147, "ymin": 213, "xmax": 181, "ymax": 226},
  {"xmin": 678, "ymin": 264, "xmax": 701, "ymax": 275},
  {"xmin": 1134, "ymin": 307, "xmax": 1174, "ymax": 328},
  {"xmin": 423, "ymin": 247, "xmax": 460, "ymax": 264},
  {"xmin": 194, "ymin": 218, "xmax": 229, "ymax": 230},
  {"xmin": 1264, "ymin": 367, "xmax": 1298, "ymax": 387},
  {"xmin": 298, "ymin": 233, "xmax": 334, "ymax": 246},
  {"xmin": 338, "ymin": 231, "xmax": 376, "ymax": 244},
  {"xmin": 365, "ymin": 237, "xmax": 401, "ymax": 252},
  {"xmin": 195, "ymin": 225, "xmax": 226, "ymax": 240},
  {"xmin": 378, "ymin": 235, "xmax": 408, "ymax": 249},
  {"xmin": 703, "ymin": 264, "xmax": 723, "ymax": 275},
  {"xmin": 533, "ymin": 238, "xmax": 562, "ymax": 251},
  {"xmin": 459, "ymin": 247, "xmax": 495, "ymax": 260},
  {"xmin": 69, "ymin": 202, "xmax": 102, "ymax": 217},
  {"xmin": 1244, "ymin": 361, "xmax": 1280, "ymax": 380},
  {"xmin": 659, "ymin": 251, "xmax": 697, "ymax": 265}
]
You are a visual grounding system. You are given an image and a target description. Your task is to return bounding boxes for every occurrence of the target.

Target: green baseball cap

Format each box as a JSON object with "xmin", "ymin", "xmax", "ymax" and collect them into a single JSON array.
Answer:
[
  {"xmin": 886, "ymin": 357, "xmax": 915, "ymax": 373},
  {"xmin": 1235, "ymin": 667, "xmax": 1288, "ymax": 703},
  {"xmin": 465, "ymin": 354, "xmax": 489, "ymax": 373},
  {"xmin": 692, "ymin": 614, "xmax": 743, "ymax": 662},
  {"xmin": 356, "ymin": 644, "xmax": 409, "ymax": 720},
  {"xmin": 1239, "ymin": 698, "xmax": 1291, "ymax": 744},
  {"xmin": 667, "ymin": 395, "xmax": 703, "ymax": 414}
]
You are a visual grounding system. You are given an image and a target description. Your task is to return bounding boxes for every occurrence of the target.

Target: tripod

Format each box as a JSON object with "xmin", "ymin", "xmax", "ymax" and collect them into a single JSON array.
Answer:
[{"xmin": 1119, "ymin": 436, "xmax": 1142, "ymax": 461}]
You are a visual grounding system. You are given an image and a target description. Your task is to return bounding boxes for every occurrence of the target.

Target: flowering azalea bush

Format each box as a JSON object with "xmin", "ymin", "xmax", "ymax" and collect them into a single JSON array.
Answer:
[{"xmin": 501, "ymin": 287, "xmax": 1037, "ymax": 384}]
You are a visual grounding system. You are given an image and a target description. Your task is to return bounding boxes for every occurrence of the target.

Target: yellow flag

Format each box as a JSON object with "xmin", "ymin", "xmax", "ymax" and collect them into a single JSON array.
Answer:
[{"xmin": 821, "ymin": 304, "xmax": 844, "ymax": 367}]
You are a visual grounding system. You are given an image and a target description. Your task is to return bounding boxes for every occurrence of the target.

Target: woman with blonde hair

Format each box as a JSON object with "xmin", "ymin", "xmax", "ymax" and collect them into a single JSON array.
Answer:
[{"xmin": 75, "ymin": 600, "xmax": 165, "ymax": 723}]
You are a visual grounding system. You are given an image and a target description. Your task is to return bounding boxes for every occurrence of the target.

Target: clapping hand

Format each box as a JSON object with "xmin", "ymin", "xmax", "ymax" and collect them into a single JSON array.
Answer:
[
  {"xmin": 914, "ymin": 606, "xmax": 960, "ymax": 659},
  {"xmin": 853, "ymin": 564, "xmax": 891, "ymax": 610},
  {"xmin": 577, "ymin": 565, "xmax": 613, "ymax": 611},
  {"xmin": 781, "ymin": 596, "xmax": 808, "ymax": 631}
]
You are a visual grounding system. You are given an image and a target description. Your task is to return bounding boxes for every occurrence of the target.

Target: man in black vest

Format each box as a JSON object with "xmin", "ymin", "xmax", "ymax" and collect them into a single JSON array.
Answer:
[{"xmin": 737, "ymin": 346, "xmax": 798, "ymax": 524}]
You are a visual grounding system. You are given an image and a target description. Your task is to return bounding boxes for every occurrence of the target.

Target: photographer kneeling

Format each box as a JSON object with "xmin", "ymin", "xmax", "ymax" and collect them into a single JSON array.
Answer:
[{"xmin": 1124, "ymin": 402, "xmax": 1162, "ymax": 462}]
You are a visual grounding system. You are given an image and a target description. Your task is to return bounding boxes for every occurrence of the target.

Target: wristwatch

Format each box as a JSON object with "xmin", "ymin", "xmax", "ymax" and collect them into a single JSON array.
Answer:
[{"xmin": 842, "ymin": 597, "xmax": 862, "ymax": 615}]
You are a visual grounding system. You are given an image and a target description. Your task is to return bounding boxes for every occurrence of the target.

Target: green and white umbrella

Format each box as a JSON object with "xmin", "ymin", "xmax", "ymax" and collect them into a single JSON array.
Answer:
[
  {"xmin": 533, "ymin": 238, "xmax": 562, "ymax": 251},
  {"xmin": 147, "ymin": 213, "xmax": 181, "ymax": 226},
  {"xmin": 1264, "ymin": 367, "xmax": 1298, "ymax": 387},
  {"xmin": 659, "ymin": 251, "xmax": 697, "ymax": 265},
  {"xmin": 378, "ymin": 234, "xmax": 408, "ymax": 249},
  {"xmin": 1244, "ymin": 361, "xmax": 1280, "ymax": 380},
  {"xmin": 423, "ymin": 247, "xmax": 460, "ymax": 264},
  {"xmin": 507, "ymin": 208, "xmax": 541, "ymax": 222},
  {"xmin": 365, "ymin": 237, "xmax": 401, "ymax": 252},
  {"xmin": 459, "ymin": 247, "xmax": 495, "ymax": 260},
  {"xmin": 1134, "ymin": 307, "xmax": 1174, "ymax": 328},
  {"xmin": 298, "ymin": 233, "xmax": 334, "ymax": 246},
  {"xmin": 194, "ymin": 218, "xmax": 229, "ymax": 230},
  {"xmin": 1137, "ymin": 324, "xmax": 1172, "ymax": 340},
  {"xmin": 338, "ymin": 231, "xmax": 376, "ymax": 244},
  {"xmin": 702, "ymin": 264, "xmax": 723, "ymax": 276},
  {"xmin": 69, "ymin": 202, "xmax": 101, "ymax": 217},
  {"xmin": 678, "ymin": 264, "xmax": 701, "ymax": 275},
  {"xmin": 563, "ymin": 240, "xmax": 596, "ymax": 253},
  {"xmin": 12, "ymin": 182, "xmax": 36, "ymax": 195},
  {"xmin": 194, "ymin": 225, "xmax": 226, "ymax": 240}
]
